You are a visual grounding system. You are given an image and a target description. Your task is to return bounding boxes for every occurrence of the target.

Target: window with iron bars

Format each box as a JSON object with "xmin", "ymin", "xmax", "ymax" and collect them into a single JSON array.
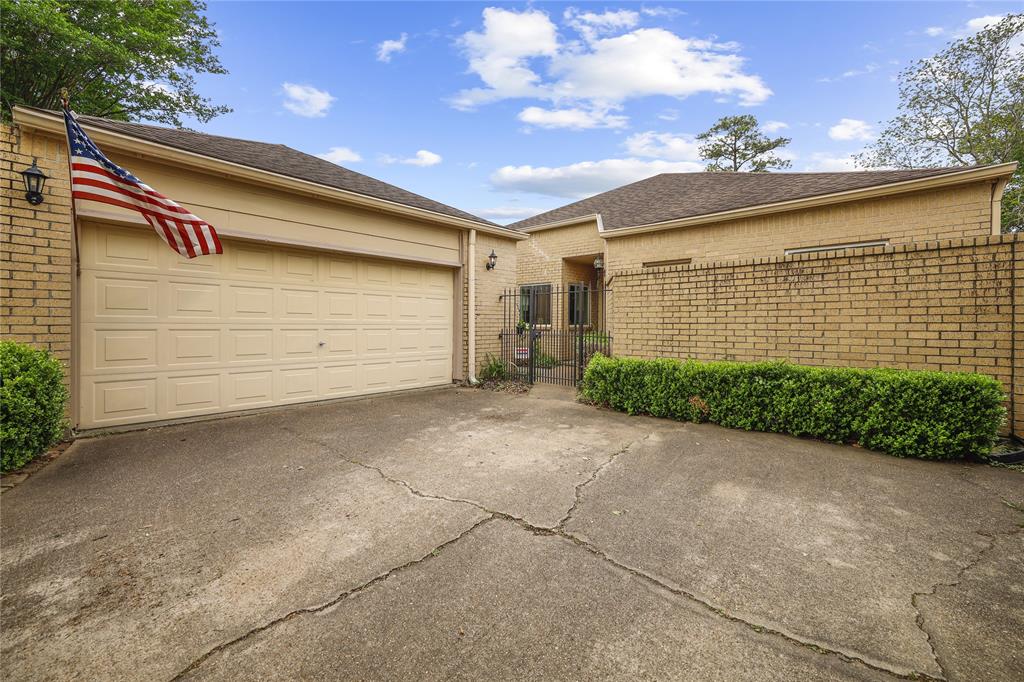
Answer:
[{"xmin": 519, "ymin": 284, "xmax": 552, "ymax": 325}]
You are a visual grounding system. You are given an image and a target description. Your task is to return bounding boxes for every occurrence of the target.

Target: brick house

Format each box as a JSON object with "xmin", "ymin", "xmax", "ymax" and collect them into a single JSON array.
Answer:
[
  {"xmin": 513, "ymin": 166, "xmax": 1015, "ymax": 287},
  {"xmin": 510, "ymin": 166, "xmax": 1022, "ymax": 433},
  {"xmin": 1, "ymin": 107, "xmax": 525, "ymax": 431}
]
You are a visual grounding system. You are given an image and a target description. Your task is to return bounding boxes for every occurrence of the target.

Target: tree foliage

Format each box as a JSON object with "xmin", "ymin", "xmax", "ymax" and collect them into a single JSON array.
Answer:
[
  {"xmin": 696, "ymin": 115, "xmax": 792, "ymax": 172},
  {"xmin": 1, "ymin": 0, "xmax": 229, "ymax": 126},
  {"xmin": 857, "ymin": 14, "xmax": 1024, "ymax": 231}
]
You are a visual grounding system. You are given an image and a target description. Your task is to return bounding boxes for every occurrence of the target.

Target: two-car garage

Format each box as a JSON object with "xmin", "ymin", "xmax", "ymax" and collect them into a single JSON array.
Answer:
[{"xmin": 78, "ymin": 222, "xmax": 455, "ymax": 428}]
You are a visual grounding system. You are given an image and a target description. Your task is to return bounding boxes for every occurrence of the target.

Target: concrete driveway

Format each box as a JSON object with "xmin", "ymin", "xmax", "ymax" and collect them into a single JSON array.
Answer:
[{"xmin": 1, "ymin": 385, "xmax": 1021, "ymax": 682}]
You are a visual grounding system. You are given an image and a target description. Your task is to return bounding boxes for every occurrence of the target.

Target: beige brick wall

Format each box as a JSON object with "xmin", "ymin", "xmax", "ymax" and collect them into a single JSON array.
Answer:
[
  {"xmin": 610, "ymin": 234, "xmax": 1023, "ymax": 435},
  {"xmin": 467, "ymin": 231, "xmax": 518, "ymax": 377},
  {"xmin": 517, "ymin": 221, "xmax": 604, "ymax": 286},
  {"xmin": 0, "ymin": 123, "xmax": 73, "ymax": 380},
  {"xmin": 608, "ymin": 182, "xmax": 995, "ymax": 270}
]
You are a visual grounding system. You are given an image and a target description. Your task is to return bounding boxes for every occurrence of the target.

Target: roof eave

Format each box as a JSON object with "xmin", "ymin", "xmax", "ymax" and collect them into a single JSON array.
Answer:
[
  {"xmin": 12, "ymin": 106, "xmax": 527, "ymax": 241},
  {"xmin": 517, "ymin": 213, "xmax": 604, "ymax": 233},
  {"xmin": 599, "ymin": 163, "xmax": 1019, "ymax": 239}
]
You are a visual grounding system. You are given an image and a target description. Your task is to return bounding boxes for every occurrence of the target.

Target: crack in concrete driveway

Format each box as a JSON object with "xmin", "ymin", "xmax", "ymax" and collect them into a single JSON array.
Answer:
[{"xmin": 2, "ymin": 386, "xmax": 1022, "ymax": 681}]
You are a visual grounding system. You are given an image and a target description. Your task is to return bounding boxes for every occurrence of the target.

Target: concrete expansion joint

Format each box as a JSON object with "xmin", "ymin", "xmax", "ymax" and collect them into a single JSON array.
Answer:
[
  {"xmin": 909, "ymin": 524, "xmax": 1023, "ymax": 682},
  {"xmin": 168, "ymin": 514, "xmax": 499, "ymax": 681}
]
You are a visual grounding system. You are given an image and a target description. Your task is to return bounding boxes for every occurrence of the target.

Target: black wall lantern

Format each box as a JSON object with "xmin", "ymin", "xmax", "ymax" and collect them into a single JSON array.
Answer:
[
  {"xmin": 593, "ymin": 255, "xmax": 604, "ymax": 271},
  {"xmin": 21, "ymin": 158, "xmax": 48, "ymax": 206},
  {"xmin": 486, "ymin": 249, "xmax": 497, "ymax": 270}
]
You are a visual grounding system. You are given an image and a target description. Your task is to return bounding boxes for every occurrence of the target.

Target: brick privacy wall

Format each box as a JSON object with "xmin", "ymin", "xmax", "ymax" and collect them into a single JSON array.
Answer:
[
  {"xmin": 610, "ymin": 234, "xmax": 1023, "ymax": 435},
  {"xmin": 517, "ymin": 220, "xmax": 603, "ymax": 286},
  {"xmin": 608, "ymin": 182, "xmax": 995, "ymax": 270},
  {"xmin": 0, "ymin": 123, "xmax": 73, "ymax": 379},
  {"xmin": 462, "ymin": 231, "xmax": 518, "ymax": 378}
]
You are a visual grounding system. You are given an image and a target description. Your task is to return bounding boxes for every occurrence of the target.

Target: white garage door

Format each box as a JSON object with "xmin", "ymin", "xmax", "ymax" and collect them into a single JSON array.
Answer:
[{"xmin": 78, "ymin": 223, "xmax": 454, "ymax": 429}]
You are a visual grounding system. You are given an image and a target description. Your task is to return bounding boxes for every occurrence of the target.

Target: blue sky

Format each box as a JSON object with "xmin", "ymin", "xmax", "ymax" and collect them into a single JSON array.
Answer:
[{"xmin": 184, "ymin": 2, "xmax": 1019, "ymax": 223}]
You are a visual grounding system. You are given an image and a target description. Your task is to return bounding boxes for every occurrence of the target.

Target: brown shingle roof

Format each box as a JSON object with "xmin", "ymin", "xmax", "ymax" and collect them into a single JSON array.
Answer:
[
  {"xmin": 73, "ymin": 114, "xmax": 496, "ymax": 226},
  {"xmin": 509, "ymin": 168, "xmax": 987, "ymax": 231}
]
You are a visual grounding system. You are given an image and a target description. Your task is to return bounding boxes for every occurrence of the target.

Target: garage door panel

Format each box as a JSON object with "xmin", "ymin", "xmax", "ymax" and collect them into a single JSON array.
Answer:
[
  {"xmin": 227, "ymin": 285, "xmax": 274, "ymax": 319},
  {"xmin": 362, "ymin": 262, "xmax": 393, "ymax": 287},
  {"xmin": 361, "ymin": 293, "xmax": 393, "ymax": 320},
  {"xmin": 323, "ymin": 256, "xmax": 357, "ymax": 285},
  {"xmin": 278, "ymin": 367, "xmax": 318, "ymax": 402},
  {"xmin": 279, "ymin": 329, "xmax": 318, "ymax": 359},
  {"xmin": 227, "ymin": 328, "xmax": 274, "ymax": 363},
  {"xmin": 86, "ymin": 275, "xmax": 160, "ymax": 321},
  {"xmin": 424, "ymin": 357, "xmax": 451, "ymax": 383},
  {"xmin": 361, "ymin": 361, "xmax": 393, "ymax": 390},
  {"xmin": 322, "ymin": 291, "xmax": 357, "ymax": 320},
  {"xmin": 279, "ymin": 288, "xmax": 318, "ymax": 319},
  {"xmin": 226, "ymin": 370, "xmax": 275, "ymax": 407},
  {"xmin": 84, "ymin": 328, "xmax": 159, "ymax": 371},
  {"xmin": 321, "ymin": 363, "xmax": 358, "ymax": 396},
  {"xmin": 90, "ymin": 224, "xmax": 160, "ymax": 271},
  {"xmin": 79, "ymin": 225, "xmax": 454, "ymax": 428},
  {"xmin": 166, "ymin": 374, "xmax": 221, "ymax": 415},
  {"xmin": 168, "ymin": 329, "xmax": 221, "ymax": 366},
  {"xmin": 321, "ymin": 329, "xmax": 357, "ymax": 357},
  {"xmin": 231, "ymin": 245, "xmax": 275, "ymax": 279},
  {"xmin": 167, "ymin": 281, "xmax": 220, "ymax": 319},
  {"xmin": 86, "ymin": 377, "xmax": 158, "ymax": 425},
  {"xmin": 280, "ymin": 252, "xmax": 317, "ymax": 282}
]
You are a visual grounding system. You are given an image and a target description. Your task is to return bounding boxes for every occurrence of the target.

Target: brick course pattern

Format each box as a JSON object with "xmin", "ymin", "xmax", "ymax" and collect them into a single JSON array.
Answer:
[
  {"xmin": 0, "ymin": 124, "xmax": 74, "ymax": 380},
  {"xmin": 610, "ymin": 234, "xmax": 1023, "ymax": 435},
  {"xmin": 517, "ymin": 221, "xmax": 605, "ymax": 286},
  {"xmin": 607, "ymin": 182, "xmax": 995, "ymax": 270}
]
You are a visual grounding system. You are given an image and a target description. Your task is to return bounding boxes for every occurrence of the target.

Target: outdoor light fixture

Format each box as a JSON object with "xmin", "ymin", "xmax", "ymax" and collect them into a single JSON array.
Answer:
[
  {"xmin": 486, "ymin": 249, "xmax": 497, "ymax": 270},
  {"xmin": 593, "ymin": 255, "xmax": 604, "ymax": 271},
  {"xmin": 21, "ymin": 158, "xmax": 48, "ymax": 206}
]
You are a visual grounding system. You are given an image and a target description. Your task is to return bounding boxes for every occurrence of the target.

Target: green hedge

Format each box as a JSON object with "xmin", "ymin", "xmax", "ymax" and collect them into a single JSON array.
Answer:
[
  {"xmin": 1, "ymin": 341, "xmax": 69, "ymax": 472},
  {"xmin": 580, "ymin": 355, "xmax": 1005, "ymax": 460}
]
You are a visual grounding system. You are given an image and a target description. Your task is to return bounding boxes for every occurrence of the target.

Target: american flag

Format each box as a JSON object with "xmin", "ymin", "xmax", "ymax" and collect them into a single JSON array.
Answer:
[{"xmin": 64, "ymin": 108, "xmax": 222, "ymax": 258}]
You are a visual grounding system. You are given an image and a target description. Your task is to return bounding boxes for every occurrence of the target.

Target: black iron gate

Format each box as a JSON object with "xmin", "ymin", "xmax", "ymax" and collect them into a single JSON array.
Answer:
[{"xmin": 499, "ymin": 282, "xmax": 612, "ymax": 386}]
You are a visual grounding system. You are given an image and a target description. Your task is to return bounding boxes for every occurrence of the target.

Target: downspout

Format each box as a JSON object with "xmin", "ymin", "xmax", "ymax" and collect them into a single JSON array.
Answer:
[
  {"xmin": 468, "ymin": 229, "xmax": 477, "ymax": 383},
  {"xmin": 991, "ymin": 178, "xmax": 1009, "ymax": 235}
]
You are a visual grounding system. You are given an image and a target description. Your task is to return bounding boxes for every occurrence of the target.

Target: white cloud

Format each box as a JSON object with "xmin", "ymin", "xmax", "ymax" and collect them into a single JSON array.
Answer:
[
  {"xmin": 475, "ymin": 206, "xmax": 548, "ymax": 223},
  {"xmin": 140, "ymin": 79, "xmax": 175, "ymax": 96},
  {"xmin": 964, "ymin": 15, "xmax": 1007, "ymax": 32},
  {"xmin": 450, "ymin": 7, "xmax": 559, "ymax": 110},
  {"xmin": 316, "ymin": 147, "xmax": 362, "ymax": 164},
  {"xmin": 828, "ymin": 118, "xmax": 875, "ymax": 141},
  {"xmin": 548, "ymin": 29, "xmax": 771, "ymax": 106},
  {"xmin": 377, "ymin": 33, "xmax": 408, "ymax": 62},
  {"xmin": 761, "ymin": 120, "xmax": 789, "ymax": 133},
  {"xmin": 451, "ymin": 8, "xmax": 771, "ymax": 116},
  {"xmin": 383, "ymin": 150, "xmax": 443, "ymax": 167},
  {"xmin": 641, "ymin": 6, "xmax": 685, "ymax": 18},
  {"xmin": 281, "ymin": 82, "xmax": 335, "ymax": 118},
  {"xmin": 819, "ymin": 63, "xmax": 879, "ymax": 82},
  {"xmin": 924, "ymin": 26, "xmax": 945, "ymax": 37},
  {"xmin": 518, "ymin": 105, "xmax": 627, "ymax": 130},
  {"xmin": 658, "ymin": 108, "xmax": 679, "ymax": 121},
  {"xmin": 564, "ymin": 8, "xmax": 639, "ymax": 42},
  {"xmin": 491, "ymin": 157, "xmax": 704, "ymax": 199},
  {"xmin": 803, "ymin": 153, "xmax": 858, "ymax": 172},
  {"xmin": 623, "ymin": 131, "xmax": 702, "ymax": 161}
]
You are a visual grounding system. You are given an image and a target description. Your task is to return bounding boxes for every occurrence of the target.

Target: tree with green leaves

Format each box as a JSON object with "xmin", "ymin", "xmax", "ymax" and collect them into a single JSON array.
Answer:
[
  {"xmin": 857, "ymin": 14, "xmax": 1023, "ymax": 232},
  {"xmin": 696, "ymin": 115, "xmax": 792, "ymax": 172},
  {"xmin": 1, "ymin": 0, "xmax": 229, "ymax": 127}
]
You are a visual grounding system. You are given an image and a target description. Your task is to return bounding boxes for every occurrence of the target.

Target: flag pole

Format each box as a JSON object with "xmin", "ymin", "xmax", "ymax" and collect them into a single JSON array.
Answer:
[{"xmin": 59, "ymin": 88, "xmax": 82, "ymax": 278}]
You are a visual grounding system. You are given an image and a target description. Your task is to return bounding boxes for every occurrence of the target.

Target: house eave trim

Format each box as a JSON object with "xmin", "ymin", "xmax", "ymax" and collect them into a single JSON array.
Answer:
[{"xmin": 518, "ymin": 213, "xmax": 603, "ymax": 233}]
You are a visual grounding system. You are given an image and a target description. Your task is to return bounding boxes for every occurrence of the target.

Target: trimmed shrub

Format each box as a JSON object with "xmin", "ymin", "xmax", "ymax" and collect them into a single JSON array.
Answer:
[
  {"xmin": 580, "ymin": 354, "xmax": 1005, "ymax": 460},
  {"xmin": 1, "ymin": 341, "xmax": 69, "ymax": 472}
]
